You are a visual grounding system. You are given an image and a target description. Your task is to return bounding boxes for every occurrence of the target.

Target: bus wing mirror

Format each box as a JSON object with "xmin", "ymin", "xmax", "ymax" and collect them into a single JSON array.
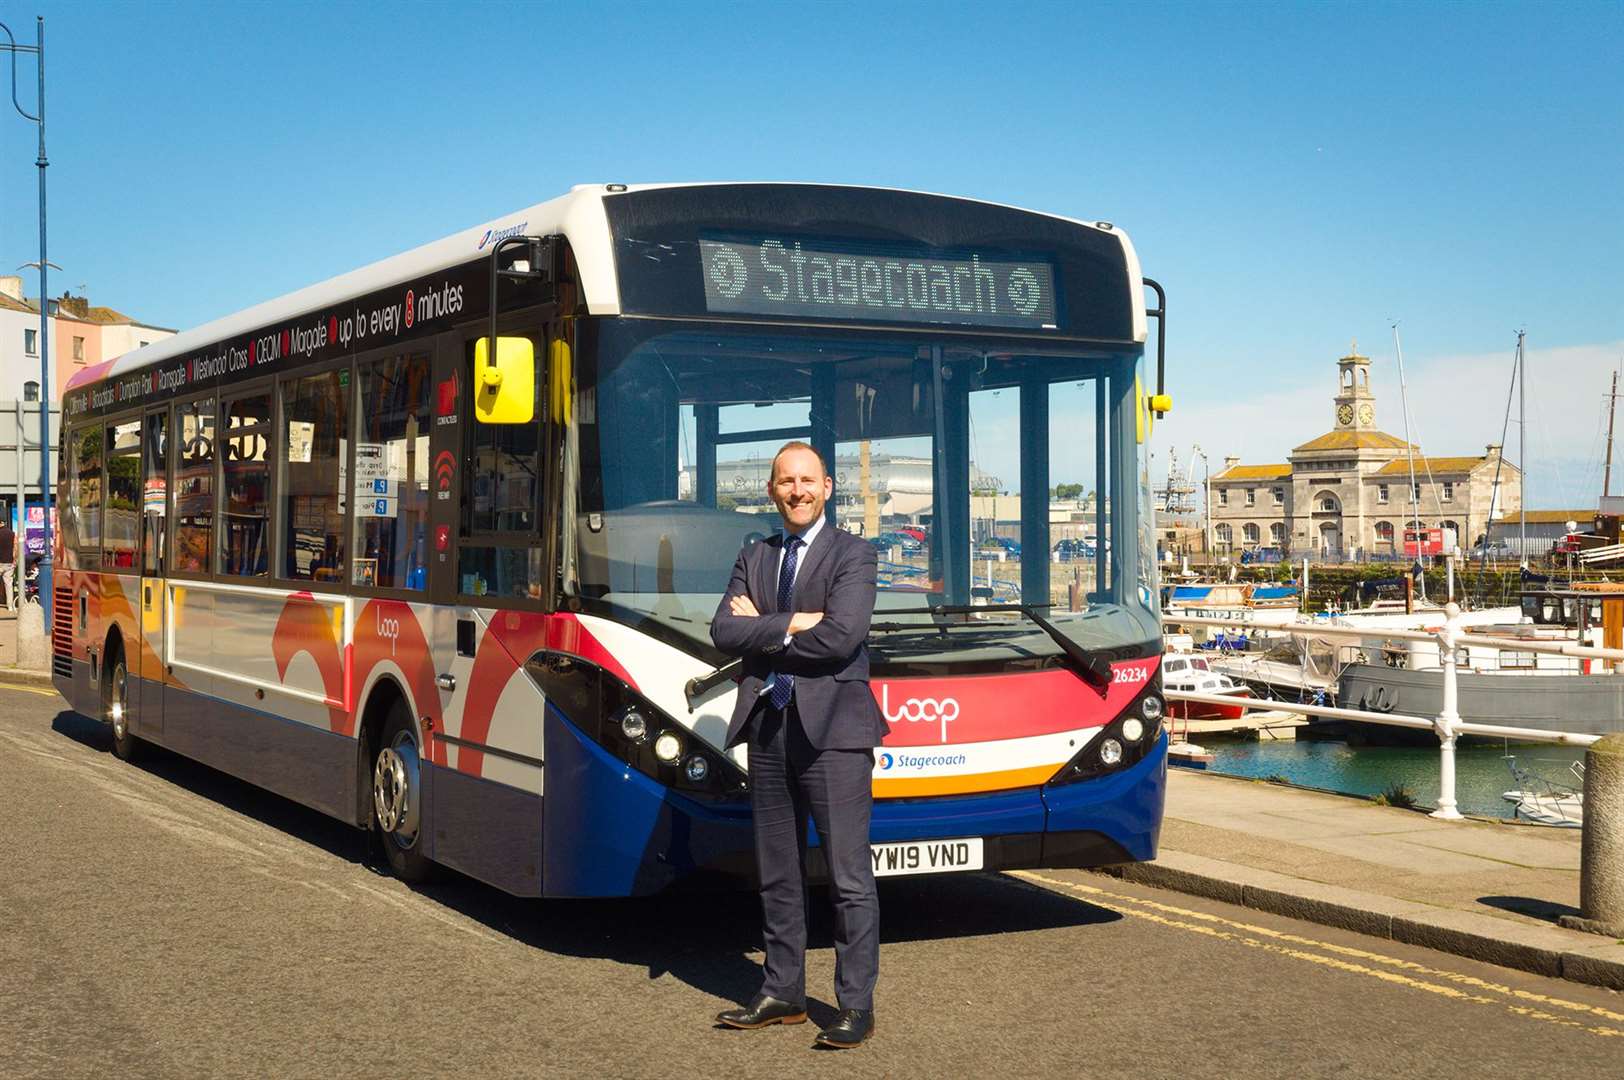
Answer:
[{"xmin": 473, "ymin": 337, "xmax": 535, "ymax": 424}]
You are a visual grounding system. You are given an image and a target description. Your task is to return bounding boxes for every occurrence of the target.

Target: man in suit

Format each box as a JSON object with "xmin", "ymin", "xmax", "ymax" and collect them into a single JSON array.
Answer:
[{"xmin": 711, "ymin": 441, "xmax": 888, "ymax": 1049}]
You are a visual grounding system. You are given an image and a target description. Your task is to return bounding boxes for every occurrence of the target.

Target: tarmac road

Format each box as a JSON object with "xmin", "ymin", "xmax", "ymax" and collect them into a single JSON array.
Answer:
[{"xmin": 2, "ymin": 683, "xmax": 1620, "ymax": 1079}]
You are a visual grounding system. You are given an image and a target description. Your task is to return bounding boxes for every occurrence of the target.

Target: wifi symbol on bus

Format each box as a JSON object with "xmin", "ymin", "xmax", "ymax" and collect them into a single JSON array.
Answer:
[{"xmin": 434, "ymin": 450, "xmax": 456, "ymax": 492}]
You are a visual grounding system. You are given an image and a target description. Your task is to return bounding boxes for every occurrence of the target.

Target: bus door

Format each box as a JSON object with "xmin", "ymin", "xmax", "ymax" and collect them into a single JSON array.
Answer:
[
  {"xmin": 136, "ymin": 406, "xmax": 170, "ymax": 734},
  {"xmin": 425, "ymin": 331, "xmax": 473, "ymax": 704}
]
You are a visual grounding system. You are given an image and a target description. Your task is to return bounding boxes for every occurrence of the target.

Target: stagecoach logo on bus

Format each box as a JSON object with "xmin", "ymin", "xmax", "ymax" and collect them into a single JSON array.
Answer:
[
  {"xmin": 66, "ymin": 266, "xmax": 485, "ymax": 420},
  {"xmin": 477, "ymin": 220, "xmax": 529, "ymax": 250},
  {"xmin": 877, "ymin": 751, "xmax": 970, "ymax": 772}
]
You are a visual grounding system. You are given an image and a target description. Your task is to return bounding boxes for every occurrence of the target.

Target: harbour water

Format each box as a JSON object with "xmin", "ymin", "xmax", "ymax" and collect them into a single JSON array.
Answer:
[{"xmin": 1204, "ymin": 736, "xmax": 1588, "ymax": 819}]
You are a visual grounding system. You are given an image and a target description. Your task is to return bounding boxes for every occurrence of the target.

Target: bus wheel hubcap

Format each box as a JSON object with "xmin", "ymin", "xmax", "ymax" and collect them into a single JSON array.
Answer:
[
  {"xmin": 373, "ymin": 733, "xmax": 421, "ymax": 847},
  {"xmin": 109, "ymin": 663, "xmax": 128, "ymax": 740}
]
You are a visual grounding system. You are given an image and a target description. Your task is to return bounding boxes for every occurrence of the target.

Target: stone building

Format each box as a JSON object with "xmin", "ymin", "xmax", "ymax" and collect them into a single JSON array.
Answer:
[{"xmin": 1209, "ymin": 347, "xmax": 1521, "ymax": 559}]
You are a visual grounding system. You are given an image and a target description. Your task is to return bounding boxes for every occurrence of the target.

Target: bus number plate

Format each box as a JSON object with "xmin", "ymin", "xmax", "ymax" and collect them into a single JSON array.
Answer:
[{"xmin": 870, "ymin": 837, "xmax": 984, "ymax": 878}]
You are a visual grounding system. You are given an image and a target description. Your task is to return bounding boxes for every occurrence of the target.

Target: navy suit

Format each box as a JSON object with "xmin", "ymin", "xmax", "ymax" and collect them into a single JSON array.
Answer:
[{"xmin": 711, "ymin": 524, "xmax": 888, "ymax": 1011}]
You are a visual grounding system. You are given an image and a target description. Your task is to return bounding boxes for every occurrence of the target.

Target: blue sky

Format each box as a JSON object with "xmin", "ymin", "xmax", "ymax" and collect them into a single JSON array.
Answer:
[{"xmin": 0, "ymin": 1, "xmax": 1619, "ymax": 506}]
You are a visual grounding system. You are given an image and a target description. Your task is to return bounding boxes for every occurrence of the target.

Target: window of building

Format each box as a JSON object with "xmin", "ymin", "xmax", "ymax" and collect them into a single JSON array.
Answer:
[
  {"xmin": 1215, "ymin": 523, "xmax": 1232, "ymax": 548},
  {"xmin": 1242, "ymin": 523, "xmax": 1260, "ymax": 545},
  {"xmin": 1375, "ymin": 520, "xmax": 1395, "ymax": 545},
  {"xmin": 1442, "ymin": 481, "xmax": 1453, "ymax": 502},
  {"xmin": 1412, "ymin": 482, "xmax": 1422, "ymax": 502},
  {"xmin": 1273, "ymin": 487, "xmax": 1284, "ymax": 506},
  {"xmin": 72, "ymin": 335, "xmax": 85, "ymax": 362},
  {"xmin": 281, "ymin": 369, "xmax": 348, "ymax": 583},
  {"xmin": 1378, "ymin": 484, "xmax": 1389, "ymax": 503},
  {"xmin": 355, "ymin": 352, "xmax": 432, "ymax": 590},
  {"xmin": 1440, "ymin": 520, "xmax": 1460, "ymax": 547},
  {"xmin": 24, "ymin": 328, "xmax": 36, "ymax": 356},
  {"xmin": 22, "ymin": 381, "xmax": 38, "ymax": 402},
  {"xmin": 1245, "ymin": 488, "xmax": 1256, "ymax": 506},
  {"xmin": 1318, "ymin": 494, "xmax": 1339, "ymax": 513},
  {"xmin": 1270, "ymin": 522, "xmax": 1285, "ymax": 545},
  {"xmin": 1217, "ymin": 488, "xmax": 1228, "ymax": 507},
  {"xmin": 174, "ymin": 396, "xmax": 216, "ymax": 573},
  {"xmin": 104, "ymin": 420, "xmax": 141, "ymax": 571}
]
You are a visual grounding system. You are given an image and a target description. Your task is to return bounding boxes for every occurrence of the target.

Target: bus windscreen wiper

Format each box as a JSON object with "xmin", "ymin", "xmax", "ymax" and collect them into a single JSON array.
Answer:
[
  {"xmin": 873, "ymin": 604, "xmax": 1114, "ymax": 691},
  {"xmin": 687, "ymin": 604, "xmax": 1113, "ymax": 710}
]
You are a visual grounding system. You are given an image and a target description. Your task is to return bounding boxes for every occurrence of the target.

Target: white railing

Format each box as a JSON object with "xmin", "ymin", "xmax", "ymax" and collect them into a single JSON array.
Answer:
[{"xmin": 1163, "ymin": 603, "xmax": 1618, "ymax": 819}]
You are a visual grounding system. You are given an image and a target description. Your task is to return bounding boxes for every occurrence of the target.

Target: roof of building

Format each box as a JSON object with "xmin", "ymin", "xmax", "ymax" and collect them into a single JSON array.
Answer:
[
  {"xmin": 1214, "ymin": 463, "xmax": 1292, "ymax": 481},
  {"xmin": 1374, "ymin": 455, "xmax": 1491, "ymax": 476},
  {"xmin": 1292, "ymin": 429, "xmax": 1415, "ymax": 453},
  {"xmin": 0, "ymin": 294, "xmax": 35, "ymax": 315},
  {"xmin": 1493, "ymin": 509, "xmax": 1595, "ymax": 526}
]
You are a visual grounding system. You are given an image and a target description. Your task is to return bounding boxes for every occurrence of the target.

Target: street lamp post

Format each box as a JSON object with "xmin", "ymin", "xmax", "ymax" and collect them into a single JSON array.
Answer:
[{"xmin": 0, "ymin": 17, "xmax": 50, "ymax": 627}]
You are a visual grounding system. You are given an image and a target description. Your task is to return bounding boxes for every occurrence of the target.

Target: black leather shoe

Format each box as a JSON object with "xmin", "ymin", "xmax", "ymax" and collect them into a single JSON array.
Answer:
[
  {"xmin": 716, "ymin": 993, "xmax": 808, "ymax": 1030},
  {"xmin": 814, "ymin": 1008, "xmax": 875, "ymax": 1048}
]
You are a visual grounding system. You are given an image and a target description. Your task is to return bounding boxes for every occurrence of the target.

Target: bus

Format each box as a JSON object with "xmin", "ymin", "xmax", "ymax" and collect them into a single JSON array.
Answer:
[{"xmin": 53, "ymin": 183, "xmax": 1170, "ymax": 897}]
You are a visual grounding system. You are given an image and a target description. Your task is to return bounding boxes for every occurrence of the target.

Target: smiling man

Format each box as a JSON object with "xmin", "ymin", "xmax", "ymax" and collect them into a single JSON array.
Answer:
[{"xmin": 710, "ymin": 441, "xmax": 889, "ymax": 1049}]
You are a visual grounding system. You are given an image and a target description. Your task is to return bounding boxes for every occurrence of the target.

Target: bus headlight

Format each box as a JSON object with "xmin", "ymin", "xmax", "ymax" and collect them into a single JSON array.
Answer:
[
  {"xmin": 620, "ymin": 709, "xmax": 649, "ymax": 742},
  {"xmin": 653, "ymin": 732, "xmax": 683, "ymax": 763},
  {"xmin": 684, "ymin": 755, "xmax": 709, "ymax": 783},
  {"xmin": 1099, "ymin": 738, "xmax": 1124, "ymax": 766},
  {"xmin": 1141, "ymin": 695, "xmax": 1164, "ymax": 723},
  {"xmin": 1121, "ymin": 717, "xmax": 1145, "ymax": 742}
]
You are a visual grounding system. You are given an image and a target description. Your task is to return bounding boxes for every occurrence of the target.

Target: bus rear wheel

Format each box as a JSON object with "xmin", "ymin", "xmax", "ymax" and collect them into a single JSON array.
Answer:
[
  {"xmin": 372, "ymin": 705, "xmax": 433, "ymax": 883},
  {"xmin": 105, "ymin": 645, "xmax": 139, "ymax": 762}
]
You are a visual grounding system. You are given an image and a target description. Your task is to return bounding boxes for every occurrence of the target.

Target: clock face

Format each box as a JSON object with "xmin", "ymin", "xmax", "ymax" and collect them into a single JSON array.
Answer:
[
  {"xmin": 1337, "ymin": 403, "xmax": 1354, "ymax": 426},
  {"xmin": 1358, "ymin": 403, "xmax": 1375, "ymax": 425}
]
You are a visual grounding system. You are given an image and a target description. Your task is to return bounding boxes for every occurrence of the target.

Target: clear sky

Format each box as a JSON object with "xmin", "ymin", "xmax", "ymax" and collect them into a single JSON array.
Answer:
[{"xmin": 0, "ymin": 1, "xmax": 1618, "ymax": 506}]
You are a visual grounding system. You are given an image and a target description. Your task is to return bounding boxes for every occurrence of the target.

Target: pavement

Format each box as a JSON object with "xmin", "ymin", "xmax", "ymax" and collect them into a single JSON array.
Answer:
[
  {"xmin": 0, "ymin": 605, "xmax": 52, "ymax": 686},
  {"xmin": 1108, "ymin": 766, "xmax": 1624, "ymax": 990}
]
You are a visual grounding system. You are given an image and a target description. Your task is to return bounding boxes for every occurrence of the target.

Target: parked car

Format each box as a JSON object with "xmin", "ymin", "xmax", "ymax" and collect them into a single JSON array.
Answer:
[
  {"xmin": 977, "ymin": 536, "xmax": 1021, "ymax": 558},
  {"xmin": 895, "ymin": 525, "xmax": 928, "ymax": 544},
  {"xmin": 1052, "ymin": 538, "xmax": 1096, "ymax": 561},
  {"xmin": 870, "ymin": 531, "xmax": 923, "ymax": 555},
  {"xmin": 1469, "ymin": 539, "xmax": 1514, "ymax": 560}
]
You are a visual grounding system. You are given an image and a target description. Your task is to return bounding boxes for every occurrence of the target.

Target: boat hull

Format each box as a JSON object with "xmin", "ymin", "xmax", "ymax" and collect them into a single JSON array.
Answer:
[
  {"xmin": 1168, "ymin": 690, "xmax": 1253, "ymax": 721},
  {"xmin": 1338, "ymin": 663, "xmax": 1624, "ymax": 742}
]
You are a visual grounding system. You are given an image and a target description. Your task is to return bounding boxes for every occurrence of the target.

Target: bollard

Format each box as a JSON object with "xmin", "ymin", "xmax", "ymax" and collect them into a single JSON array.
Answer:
[
  {"xmin": 1561, "ymin": 733, "xmax": 1624, "ymax": 937},
  {"xmin": 1429, "ymin": 602, "xmax": 1463, "ymax": 820}
]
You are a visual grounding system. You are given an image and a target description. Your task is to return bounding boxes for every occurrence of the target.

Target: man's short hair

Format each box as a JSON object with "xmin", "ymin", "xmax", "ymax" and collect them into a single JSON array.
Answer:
[{"xmin": 769, "ymin": 440, "xmax": 829, "ymax": 481}]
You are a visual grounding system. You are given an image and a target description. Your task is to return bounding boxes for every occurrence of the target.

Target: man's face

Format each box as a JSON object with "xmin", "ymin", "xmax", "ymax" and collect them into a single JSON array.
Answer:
[{"xmin": 769, "ymin": 447, "xmax": 831, "ymax": 532}]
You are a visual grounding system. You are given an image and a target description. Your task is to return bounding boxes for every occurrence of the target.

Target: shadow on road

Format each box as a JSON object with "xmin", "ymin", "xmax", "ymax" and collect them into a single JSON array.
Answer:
[{"xmin": 49, "ymin": 707, "xmax": 1121, "ymax": 1015}]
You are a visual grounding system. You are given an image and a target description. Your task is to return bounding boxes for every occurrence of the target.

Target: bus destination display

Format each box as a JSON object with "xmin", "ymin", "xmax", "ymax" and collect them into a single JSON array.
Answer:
[{"xmin": 698, "ymin": 233, "xmax": 1058, "ymax": 330}]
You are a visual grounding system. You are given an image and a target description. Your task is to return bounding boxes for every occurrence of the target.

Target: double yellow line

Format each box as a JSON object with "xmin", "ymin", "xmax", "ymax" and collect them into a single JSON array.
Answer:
[{"xmin": 1012, "ymin": 870, "xmax": 1624, "ymax": 1039}]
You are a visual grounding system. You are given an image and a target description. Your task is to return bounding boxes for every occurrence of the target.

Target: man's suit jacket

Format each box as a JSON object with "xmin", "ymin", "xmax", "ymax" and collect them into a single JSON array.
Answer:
[{"xmin": 711, "ymin": 525, "xmax": 890, "ymax": 751}]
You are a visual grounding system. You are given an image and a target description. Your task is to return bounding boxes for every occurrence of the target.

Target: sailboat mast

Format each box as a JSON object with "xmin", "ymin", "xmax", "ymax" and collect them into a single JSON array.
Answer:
[
  {"xmin": 1393, "ymin": 324, "xmax": 1424, "ymax": 593},
  {"xmin": 1605, "ymin": 370, "xmax": 1618, "ymax": 498},
  {"xmin": 1517, "ymin": 330, "xmax": 1527, "ymax": 566}
]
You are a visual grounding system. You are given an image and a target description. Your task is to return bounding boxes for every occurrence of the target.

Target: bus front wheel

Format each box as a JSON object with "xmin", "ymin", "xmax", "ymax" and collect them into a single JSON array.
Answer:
[
  {"xmin": 105, "ymin": 644, "xmax": 139, "ymax": 763},
  {"xmin": 372, "ymin": 704, "xmax": 433, "ymax": 883}
]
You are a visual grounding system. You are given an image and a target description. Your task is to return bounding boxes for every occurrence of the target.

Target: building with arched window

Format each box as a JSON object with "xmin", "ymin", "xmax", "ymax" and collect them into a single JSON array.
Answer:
[{"xmin": 1209, "ymin": 346, "xmax": 1521, "ymax": 559}]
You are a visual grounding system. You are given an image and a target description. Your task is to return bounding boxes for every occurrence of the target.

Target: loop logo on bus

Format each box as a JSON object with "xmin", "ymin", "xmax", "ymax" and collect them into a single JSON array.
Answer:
[{"xmin": 872, "ymin": 658, "xmax": 1158, "ymax": 747}]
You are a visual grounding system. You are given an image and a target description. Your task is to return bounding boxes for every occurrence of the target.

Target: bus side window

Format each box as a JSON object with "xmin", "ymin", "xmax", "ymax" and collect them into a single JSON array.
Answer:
[
  {"xmin": 174, "ymin": 397, "xmax": 216, "ymax": 574},
  {"xmin": 141, "ymin": 410, "xmax": 169, "ymax": 578},
  {"xmin": 354, "ymin": 351, "xmax": 431, "ymax": 591},
  {"xmin": 77, "ymin": 426, "xmax": 104, "ymax": 571},
  {"xmin": 221, "ymin": 393, "xmax": 272, "ymax": 577}
]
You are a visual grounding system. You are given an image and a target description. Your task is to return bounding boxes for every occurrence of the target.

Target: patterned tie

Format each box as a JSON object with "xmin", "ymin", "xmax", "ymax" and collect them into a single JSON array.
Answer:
[{"xmin": 767, "ymin": 534, "xmax": 803, "ymax": 710}]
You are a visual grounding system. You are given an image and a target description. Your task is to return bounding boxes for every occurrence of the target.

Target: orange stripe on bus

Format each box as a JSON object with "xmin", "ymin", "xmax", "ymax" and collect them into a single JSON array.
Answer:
[{"xmin": 872, "ymin": 762, "xmax": 1062, "ymax": 799}]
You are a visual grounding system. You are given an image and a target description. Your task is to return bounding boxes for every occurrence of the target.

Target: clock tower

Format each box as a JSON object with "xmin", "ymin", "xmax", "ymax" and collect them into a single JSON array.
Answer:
[{"xmin": 1334, "ymin": 342, "xmax": 1375, "ymax": 430}]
